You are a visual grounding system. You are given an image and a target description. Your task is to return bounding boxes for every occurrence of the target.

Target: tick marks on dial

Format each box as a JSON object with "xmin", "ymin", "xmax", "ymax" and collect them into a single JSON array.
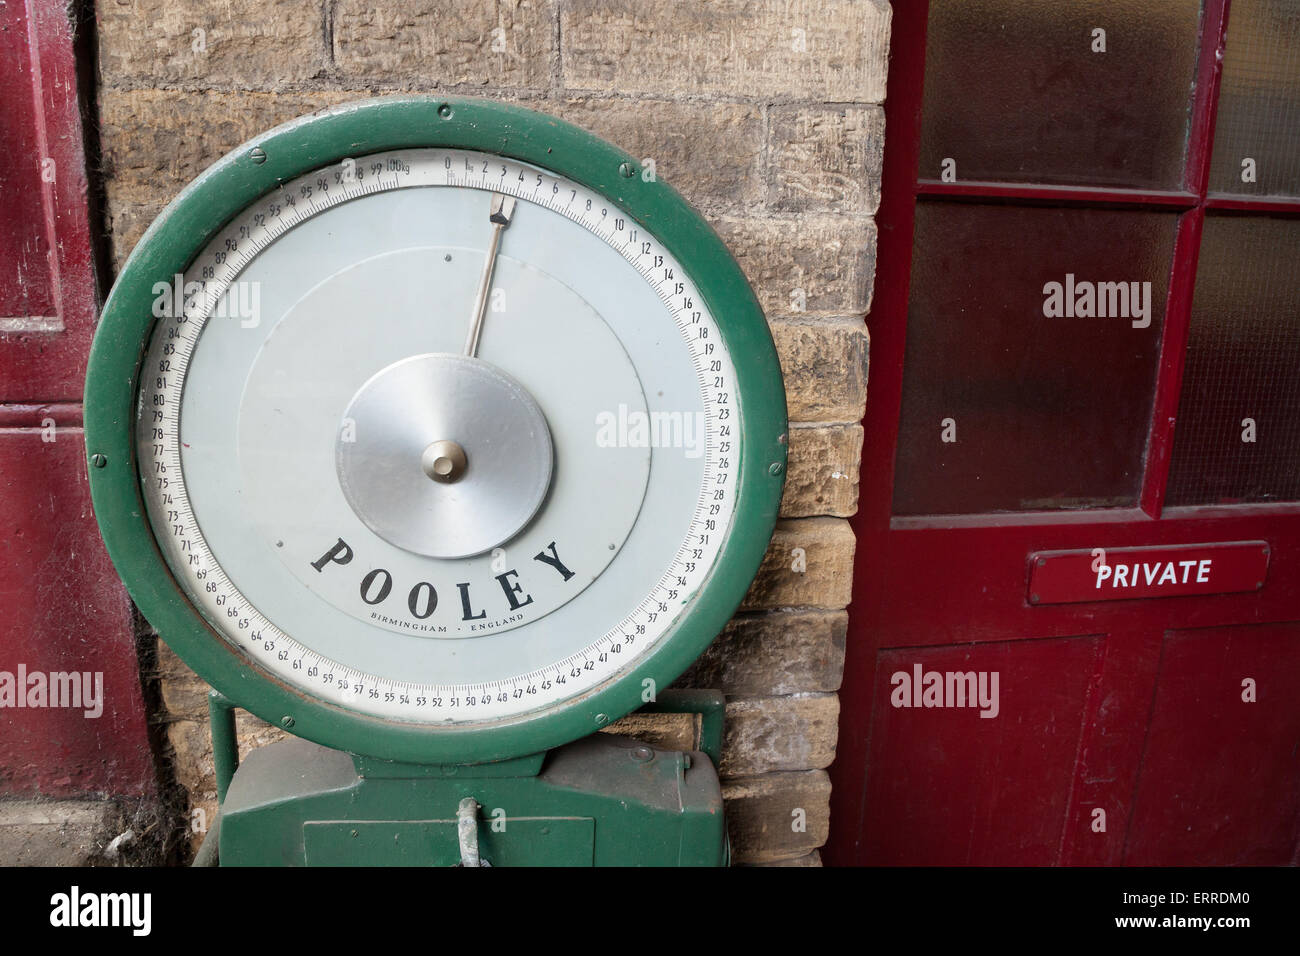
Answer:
[{"xmin": 139, "ymin": 148, "xmax": 740, "ymax": 721}]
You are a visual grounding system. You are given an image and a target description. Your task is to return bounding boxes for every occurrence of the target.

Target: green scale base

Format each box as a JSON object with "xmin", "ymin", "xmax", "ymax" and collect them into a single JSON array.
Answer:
[{"xmin": 204, "ymin": 690, "xmax": 730, "ymax": 867}]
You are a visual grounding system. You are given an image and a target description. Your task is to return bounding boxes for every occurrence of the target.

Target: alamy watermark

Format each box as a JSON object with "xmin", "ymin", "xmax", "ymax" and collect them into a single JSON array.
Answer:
[
  {"xmin": 50, "ymin": 887, "xmax": 150, "ymax": 936},
  {"xmin": 595, "ymin": 404, "xmax": 706, "ymax": 459},
  {"xmin": 0, "ymin": 665, "xmax": 103, "ymax": 718},
  {"xmin": 1042, "ymin": 273, "xmax": 1152, "ymax": 328},
  {"xmin": 890, "ymin": 664, "xmax": 1000, "ymax": 718},
  {"xmin": 152, "ymin": 273, "xmax": 261, "ymax": 328}
]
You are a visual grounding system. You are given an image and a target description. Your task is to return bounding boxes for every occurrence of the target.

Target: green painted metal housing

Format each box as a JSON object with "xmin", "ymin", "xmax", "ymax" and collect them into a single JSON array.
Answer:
[
  {"xmin": 218, "ymin": 732, "xmax": 728, "ymax": 866},
  {"xmin": 205, "ymin": 689, "xmax": 732, "ymax": 866},
  {"xmin": 84, "ymin": 96, "xmax": 787, "ymax": 767}
]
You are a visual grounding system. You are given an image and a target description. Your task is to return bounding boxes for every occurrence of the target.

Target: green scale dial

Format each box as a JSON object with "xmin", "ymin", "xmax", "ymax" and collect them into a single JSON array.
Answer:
[{"xmin": 86, "ymin": 97, "xmax": 786, "ymax": 768}]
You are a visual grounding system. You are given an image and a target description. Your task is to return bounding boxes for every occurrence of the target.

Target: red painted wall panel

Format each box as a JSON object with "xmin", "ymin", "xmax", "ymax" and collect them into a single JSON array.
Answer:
[
  {"xmin": 1125, "ymin": 623, "xmax": 1300, "ymax": 865},
  {"xmin": 0, "ymin": 427, "xmax": 155, "ymax": 797},
  {"xmin": 0, "ymin": 6, "xmax": 58, "ymax": 321},
  {"xmin": 0, "ymin": 0, "xmax": 157, "ymax": 801},
  {"xmin": 0, "ymin": 0, "xmax": 102, "ymax": 400}
]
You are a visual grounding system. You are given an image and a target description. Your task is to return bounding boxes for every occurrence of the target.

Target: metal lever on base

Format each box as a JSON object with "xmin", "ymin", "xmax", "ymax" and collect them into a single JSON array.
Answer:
[{"xmin": 455, "ymin": 797, "xmax": 491, "ymax": 867}]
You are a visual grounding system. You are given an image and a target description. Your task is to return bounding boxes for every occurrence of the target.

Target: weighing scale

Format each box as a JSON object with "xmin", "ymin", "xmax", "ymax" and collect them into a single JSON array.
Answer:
[{"xmin": 85, "ymin": 97, "xmax": 786, "ymax": 866}]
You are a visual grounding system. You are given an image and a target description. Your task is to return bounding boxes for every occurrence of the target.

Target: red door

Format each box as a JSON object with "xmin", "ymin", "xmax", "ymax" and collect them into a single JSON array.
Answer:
[
  {"xmin": 828, "ymin": 0, "xmax": 1300, "ymax": 866},
  {"xmin": 0, "ymin": 0, "xmax": 155, "ymax": 798}
]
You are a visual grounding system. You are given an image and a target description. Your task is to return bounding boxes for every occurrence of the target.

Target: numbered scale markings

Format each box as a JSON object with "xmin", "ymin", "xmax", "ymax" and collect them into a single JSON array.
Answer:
[{"xmin": 137, "ymin": 149, "xmax": 741, "ymax": 725}]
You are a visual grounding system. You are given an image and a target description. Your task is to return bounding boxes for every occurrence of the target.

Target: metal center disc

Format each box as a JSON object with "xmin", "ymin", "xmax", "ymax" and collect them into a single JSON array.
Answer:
[{"xmin": 337, "ymin": 353, "xmax": 554, "ymax": 559}]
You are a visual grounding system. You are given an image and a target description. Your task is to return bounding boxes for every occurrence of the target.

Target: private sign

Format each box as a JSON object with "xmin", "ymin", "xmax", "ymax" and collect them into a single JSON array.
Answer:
[{"xmin": 1027, "ymin": 541, "xmax": 1270, "ymax": 605}]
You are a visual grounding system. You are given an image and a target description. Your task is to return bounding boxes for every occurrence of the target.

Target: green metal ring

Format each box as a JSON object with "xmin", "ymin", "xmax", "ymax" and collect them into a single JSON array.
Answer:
[{"xmin": 85, "ymin": 96, "xmax": 787, "ymax": 765}]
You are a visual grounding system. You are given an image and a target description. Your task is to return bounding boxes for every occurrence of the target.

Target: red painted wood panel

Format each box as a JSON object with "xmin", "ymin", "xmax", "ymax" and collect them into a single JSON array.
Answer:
[
  {"xmin": 0, "ymin": 1, "xmax": 156, "ymax": 801},
  {"xmin": 862, "ymin": 637, "xmax": 1100, "ymax": 865},
  {"xmin": 0, "ymin": 427, "xmax": 155, "ymax": 797},
  {"xmin": 0, "ymin": 0, "xmax": 100, "ymax": 400},
  {"xmin": 0, "ymin": 4, "xmax": 58, "ymax": 321},
  {"xmin": 1125, "ymin": 622, "xmax": 1300, "ymax": 866},
  {"xmin": 1056, "ymin": 628, "xmax": 1163, "ymax": 866}
]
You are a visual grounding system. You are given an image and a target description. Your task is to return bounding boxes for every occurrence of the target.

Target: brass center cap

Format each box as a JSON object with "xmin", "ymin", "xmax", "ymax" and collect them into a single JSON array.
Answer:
[{"xmin": 422, "ymin": 439, "xmax": 467, "ymax": 483}]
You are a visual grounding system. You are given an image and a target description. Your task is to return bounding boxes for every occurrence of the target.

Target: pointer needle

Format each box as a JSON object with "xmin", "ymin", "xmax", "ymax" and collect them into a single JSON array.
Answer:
[{"xmin": 463, "ymin": 192, "xmax": 516, "ymax": 357}]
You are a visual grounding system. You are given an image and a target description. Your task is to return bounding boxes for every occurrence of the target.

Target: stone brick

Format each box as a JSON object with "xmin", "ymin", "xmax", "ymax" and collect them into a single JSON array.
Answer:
[
  {"xmin": 551, "ymin": 98, "xmax": 764, "ymax": 208},
  {"xmin": 676, "ymin": 609, "xmax": 846, "ymax": 696},
  {"xmin": 157, "ymin": 665, "xmax": 209, "ymax": 720},
  {"xmin": 770, "ymin": 105, "xmax": 885, "ymax": 214},
  {"xmin": 561, "ymin": 0, "xmax": 891, "ymax": 102},
  {"xmin": 771, "ymin": 317, "xmax": 870, "ymax": 423},
  {"xmin": 722, "ymin": 770, "xmax": 830, "ymax": 864},
  {"xmin": 97, "ymin": 0, "xmax": 327, "ymax": 88},
  {"xmin": 100, "ymin": 88, "xmax": 354, "ymax": 208},
  {"xmin": 715, "ymin": 215, "xmax": 876, "ymax": 318},
  {"xmin": 334, "ymin": 0, "xmax": 555, "ymax": 88},
  {"xmin": 720, "ymin": 694, "xmax": 839, "ymax": 776},
  {"xmin": 602, "ymin": 711, "xmax": 697, "ymax": 752},
  {"xmin": 782, "ymin": 423, "xmax": 862, "ymax": 517},
  {"xmin": 741, "ymin": 518, "xmax": 856, "ymax": 611},
  {"xmin": 105, "ymin": 201, "xmax": 166, "ymax": 274},
  {"xmin": 163, "ymin": 721, "xmax": 215, "ymax": 858}
]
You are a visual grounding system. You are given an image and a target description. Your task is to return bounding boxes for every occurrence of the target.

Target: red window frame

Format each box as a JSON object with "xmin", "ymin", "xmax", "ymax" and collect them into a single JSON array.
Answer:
[{"xmin": 883, "ymin": 0, "xmax": 1300, "ymax": 529}]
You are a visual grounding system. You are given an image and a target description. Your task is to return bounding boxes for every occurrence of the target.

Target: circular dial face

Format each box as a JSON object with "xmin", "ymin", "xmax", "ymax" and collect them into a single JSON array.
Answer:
[{"xmin": 137, "ymin": 148, "xmax": 740, "ymax": 726}]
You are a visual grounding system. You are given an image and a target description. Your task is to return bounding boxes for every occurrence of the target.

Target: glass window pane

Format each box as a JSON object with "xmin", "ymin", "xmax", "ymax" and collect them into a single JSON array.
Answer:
[
  {"xmin": 894, "ymin": 203, "xmax": 1178, "ymax": 516},
  {"xmin": 1208, "ymin": 0, "xmax": 1300, "ymax": 198},
  {"xmin": 1165, "ymin": 216, "xmax": 1300, "ymax": 505},
  {"xmin": 919, "ymin": 0, "xmax": 1202, "ymax": 190}
]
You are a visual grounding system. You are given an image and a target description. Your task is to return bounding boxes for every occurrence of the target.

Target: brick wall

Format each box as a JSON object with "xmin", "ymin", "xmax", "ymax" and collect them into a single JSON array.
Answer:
[{"xmin": 96, "ymin": 0, "xmax": 890, "ymax": 865}]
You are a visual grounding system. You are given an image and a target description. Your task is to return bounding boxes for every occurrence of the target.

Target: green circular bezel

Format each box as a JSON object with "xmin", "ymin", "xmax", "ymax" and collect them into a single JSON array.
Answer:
[{"xmin": 85, "ymin": 96, "xmax": 787, "ymax": 765}]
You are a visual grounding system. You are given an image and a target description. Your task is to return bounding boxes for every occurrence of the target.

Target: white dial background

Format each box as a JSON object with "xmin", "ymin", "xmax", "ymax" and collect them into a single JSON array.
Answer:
[{"xmin": 137, "ymin": 149, "xmax": 740, "ymax": 724}]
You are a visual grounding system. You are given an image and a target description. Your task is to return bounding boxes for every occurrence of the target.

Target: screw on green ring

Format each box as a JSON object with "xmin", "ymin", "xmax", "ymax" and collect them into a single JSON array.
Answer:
[
  {"xmin": 768, "ymin": 461, "xmax": 784, "ymax": 476},
  {"xmin": 437, "ymin": 103, "xmax": 453, "ymax": 119},
  {"xmin": 619, "ymin": 161, "xmax": 636, "ymax": 178},
  {"xmin": 90, "ymin": 453, "xmax": 108, "ymax": 469}
]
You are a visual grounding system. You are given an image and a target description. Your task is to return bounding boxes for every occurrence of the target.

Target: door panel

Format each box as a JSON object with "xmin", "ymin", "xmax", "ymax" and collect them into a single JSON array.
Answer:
[
  {"xmin": 0, "ymin": 427, "xmax": 155, "ymax": 796},
  {"xmin": 0, "ymin": 0, "xmax": 100, "ymax": 399},
  {"xmin": 0, "ymin": 1, "xmax": 156, "ymax": 800},
  {"xmin": 863, "ymin": 636, "xmax": 1100, "ymax": 865},
  {"xmin": 1125, "ymin": 622, "xmax": 1300, "ymax": 865}
]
